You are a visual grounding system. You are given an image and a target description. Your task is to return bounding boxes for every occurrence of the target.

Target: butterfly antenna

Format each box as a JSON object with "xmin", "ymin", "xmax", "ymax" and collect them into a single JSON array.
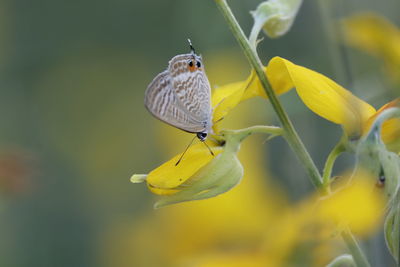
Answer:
[
  {"xmin": 175, "ymin": 136, "xmax": 197, "ymax": 166},
  {"xmin": 203, "ymin": 141, "xmax": 215, "ymax": 156},
  {"xmin": 187, "ymin": 39, "xmax": 196, "ymax": 54}
]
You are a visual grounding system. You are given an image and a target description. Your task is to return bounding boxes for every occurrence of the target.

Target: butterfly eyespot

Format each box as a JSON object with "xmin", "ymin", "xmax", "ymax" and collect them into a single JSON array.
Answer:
[{"xmin": 196, "ymin": 61, "xmax": 201, "ymax": 68}]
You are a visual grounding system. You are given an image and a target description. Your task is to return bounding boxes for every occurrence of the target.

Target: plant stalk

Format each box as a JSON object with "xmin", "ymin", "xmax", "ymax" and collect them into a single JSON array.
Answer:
[
  {"xmin": 341, "ymin": 228, "xmax": 371, "ymax": 267},
  {"xmin": 214, "ymin": 2, "xmax": 371, "ymax": 266},
  {"xmin": 214, "ymin": 0, "xmax": 323, "ymax": 189},
  {"xmin": 322, "ymin": 141, "xmax": 345, "ymax": 192}
]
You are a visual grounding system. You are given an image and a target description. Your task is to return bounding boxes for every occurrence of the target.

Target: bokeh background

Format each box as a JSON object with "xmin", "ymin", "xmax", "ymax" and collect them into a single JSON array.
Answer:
[{"xmin": 0, "ymin": 0, "xmax": 399, "ymax": 266}]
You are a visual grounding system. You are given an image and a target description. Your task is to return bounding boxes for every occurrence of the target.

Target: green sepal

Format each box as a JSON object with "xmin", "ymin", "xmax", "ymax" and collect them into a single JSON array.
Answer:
[
  {"xmin": 153, "ymin": 132, "xmax": 244, "ymax": 209},
  {"xmin": 355, "ymin": 108, "xmax": 400, "ymax": 201}
]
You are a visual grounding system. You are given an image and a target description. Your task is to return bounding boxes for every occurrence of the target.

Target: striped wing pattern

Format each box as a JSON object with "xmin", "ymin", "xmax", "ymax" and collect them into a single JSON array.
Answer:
[
  {"xmin": 168, "ymin": 54, "xmax": 212, "ymax": 127},
  {"xmin": 144, "ymin": 70, "xmax": 207, "ymax": 133}
]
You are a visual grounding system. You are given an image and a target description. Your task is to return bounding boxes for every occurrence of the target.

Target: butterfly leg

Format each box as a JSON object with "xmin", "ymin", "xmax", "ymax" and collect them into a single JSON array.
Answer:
[{"xmin": 202, "ymin": 141, "xmax": 215, "ymax": 156}]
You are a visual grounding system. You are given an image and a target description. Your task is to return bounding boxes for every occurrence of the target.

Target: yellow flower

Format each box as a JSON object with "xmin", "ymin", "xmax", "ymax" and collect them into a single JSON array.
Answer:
[
  {"xmin": 365, "ymin": 98, "xmax": 400, "ymax": 152},
  {"xmin": 211, "ymin": 55, "xmax": 400, "ymax": 150},
  {"xmin": 133, "ymin": 53, "xmax": 400, "ymax": 206},
  {"xmin": 211, "ymin": 69, "xmax": 290, "ymax": 130},
  {"xmin": 341, "ymin": 12, "xmax": 400, "ymax": 82},
  {"xmin": 131, "ymin": 56, "xmax": 281, "ymax": 207},
  {"xmin": 264, "ymin": 56, "xmax": 400, "ymax": 151}
]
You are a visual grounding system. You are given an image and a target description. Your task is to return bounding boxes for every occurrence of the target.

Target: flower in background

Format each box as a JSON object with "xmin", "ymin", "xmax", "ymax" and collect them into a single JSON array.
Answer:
[
  {"xmin": 341, "ymin": 12, "xmax": 400, "ymax": 83},
  {"xmin": 316, "ymin": 170, "xmax": 385, "ymax": 236},
  {"xmin": 104, "ymin": 140, "xmax": 384, "ymax": 267}
]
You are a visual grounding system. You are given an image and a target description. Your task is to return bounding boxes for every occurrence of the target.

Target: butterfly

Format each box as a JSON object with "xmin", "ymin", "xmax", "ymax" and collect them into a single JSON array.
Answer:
[{"xmin": 144, "ymin": 40, "xmax": 213, "ymax": 143}]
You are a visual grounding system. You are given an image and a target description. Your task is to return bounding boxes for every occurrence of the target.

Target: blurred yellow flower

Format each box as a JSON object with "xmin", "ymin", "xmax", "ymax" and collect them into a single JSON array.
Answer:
[
  {"xmin": 111, "ymin": 155, "xmax": 384, "ymax": 267},
  {"xmin": 106, "ymin": 136, "xmax": 351, "ymax": 267},
  {"xmin": 342, "ymin": 12, "xmax": 400, "ymax": 82},
  {"xmin": 316, "ymin": 171, "xmax": 385, "ymax": 236}
]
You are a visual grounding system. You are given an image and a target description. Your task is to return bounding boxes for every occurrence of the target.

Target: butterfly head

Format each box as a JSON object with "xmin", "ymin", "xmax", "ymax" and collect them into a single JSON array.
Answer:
[
  {"xmin": 168, "ymin": 53, "xmax": 203, "ymax": 77},
  {"xmin": 187, "ymin": 54, "xmax": 202, "ymax": 72},
  {"xmin": 197, "ymin": 132, "xmax": 208, "ymax": 142},
  {"xmin": 187, "ymin": 39, "xmax": 203, "ymax": 72}
]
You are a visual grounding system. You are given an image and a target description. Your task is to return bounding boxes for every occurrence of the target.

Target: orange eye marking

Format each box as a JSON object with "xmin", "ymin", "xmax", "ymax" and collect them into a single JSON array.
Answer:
[{"xmin": 188, "ymin": 61, "xmax": 196, "ymax": 72}]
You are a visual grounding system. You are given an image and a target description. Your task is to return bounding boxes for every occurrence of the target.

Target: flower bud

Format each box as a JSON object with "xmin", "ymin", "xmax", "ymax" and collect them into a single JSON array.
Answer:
[{"xmin": 250, "ymin": 0, "xmax": 302, "ymax": 45}]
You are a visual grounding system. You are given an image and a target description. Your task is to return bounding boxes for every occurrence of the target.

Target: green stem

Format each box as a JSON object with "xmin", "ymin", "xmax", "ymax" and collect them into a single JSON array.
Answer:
[
  {"xmin": 222, "ymin": 125, "xmax": 283, "ymax": 142},
  {"xmin": 214, "ymin": 0, "xmax": 323, "ymax": 190},
  {"xmin": 341, "ymin": 228, "xmax": 371, "ymax": 267},
  {"xmin": 249, "ymin": 20, "xmax": 263, "ymax": 50},
  {"xmin": 322, "ymin": 141, "xmax": 345, "ymax": 192}
]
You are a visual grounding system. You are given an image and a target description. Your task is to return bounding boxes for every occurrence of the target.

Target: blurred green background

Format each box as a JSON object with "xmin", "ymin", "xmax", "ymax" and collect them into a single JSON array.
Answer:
[{"xmin": 0, "ymin": 0, "xmax": 399, "ymax": 266}]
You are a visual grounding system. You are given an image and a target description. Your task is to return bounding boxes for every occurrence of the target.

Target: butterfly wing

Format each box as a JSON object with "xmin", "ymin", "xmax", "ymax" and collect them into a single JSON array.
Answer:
[
  {"xmin": 144, "ymin": 70, "xmax": 207, "ymax": 133},
  {"xmin": 168, "ymin": 54, "xmax": 212, "ymax": 127}
]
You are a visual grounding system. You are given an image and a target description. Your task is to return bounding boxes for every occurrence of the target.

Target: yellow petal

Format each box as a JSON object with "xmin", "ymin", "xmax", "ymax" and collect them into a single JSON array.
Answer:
[
  {"xmin": 266, "ymin": 57, "xmax": 376, "ymax": 137},
  {"xmin": 342, "ymin": 12, "xmax": 400, "ymax": 79},
  {"xmin": 147, "ymin": 143, "xmax": 223, "ymax": 195},
  {"xmin": 212, "ymin": 80, "xmax": 249, "ymax": 124},
  {"xmin": 366, "ymin": 98, "xmax": 400, "ymax": 152},
  {"xmin": 211, "ymin": 72, "xmax": 259, "ymax": 124},
  {"xmin": 211, "ymin": 68, "xmax": 292, "ymax": 133},
  {"xmin": 382, "ymin": 118, "xmax": 400, "ymax": 152}
]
